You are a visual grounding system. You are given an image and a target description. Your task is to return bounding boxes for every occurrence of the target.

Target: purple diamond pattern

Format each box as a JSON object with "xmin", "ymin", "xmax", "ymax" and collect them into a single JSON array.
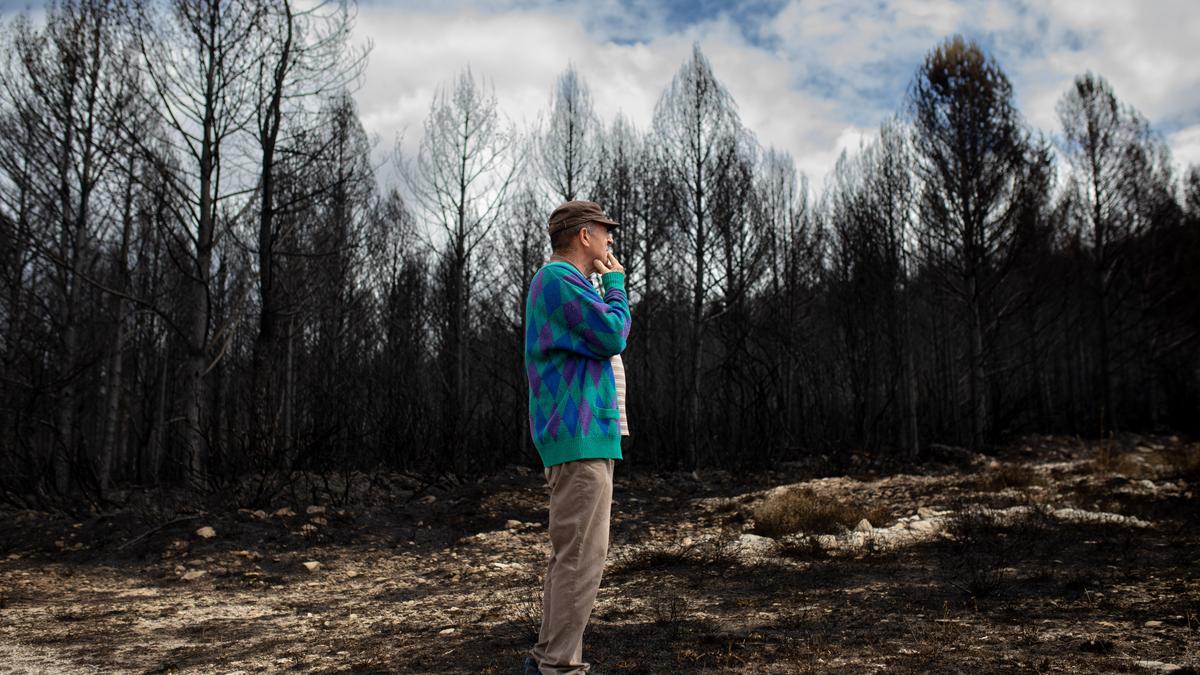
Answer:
[{"xmin": 524, "ymin": 263, "xmax": 631, "ymax": 456}]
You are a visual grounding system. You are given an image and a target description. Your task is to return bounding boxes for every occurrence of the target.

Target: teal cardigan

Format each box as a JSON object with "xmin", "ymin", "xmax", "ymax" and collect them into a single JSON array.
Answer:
[{"xmin": 524, "ymin": 262, "xmax": 631, "ymax": 467}]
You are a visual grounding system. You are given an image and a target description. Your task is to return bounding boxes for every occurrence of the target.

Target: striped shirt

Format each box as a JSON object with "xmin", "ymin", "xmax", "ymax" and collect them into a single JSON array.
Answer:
[{"xmin": 591, "ymin": 273, "xmax": 630, "ymax": 436}]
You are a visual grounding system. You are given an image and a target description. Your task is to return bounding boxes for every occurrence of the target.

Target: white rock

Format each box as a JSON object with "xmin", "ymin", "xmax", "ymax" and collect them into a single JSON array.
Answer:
[
  {"xmin": 1134, "ymin": 660, "xmax": 1183, "ymax": 673},
  {"xmin": 908, "ymin": 519, "xmax": 939, "ymax": 533},
  {"xmin": 181, "ymin": 570, "xmax": 206, "ymax": 581},
  {"xmin": 732, "ymin": 533, "xmax": 776, "ymax": 557},
  {"xmin": 1143, "ymin": 620, "xmax": 1164, "ymax": 628},
  {"xmin": 855, "ymin": 518, "xmax": 873, "ymax": 532},
  {"xmin": 302, "ymin": 561, "xmax": 321, "ymax": 572},
  {"xmin": 505, "ymin": 519, "xmax": 523, "ymax": 530},
  {"xmin": 1051, "ymin": 507, "xmax": 1152, "ymax": 528}
]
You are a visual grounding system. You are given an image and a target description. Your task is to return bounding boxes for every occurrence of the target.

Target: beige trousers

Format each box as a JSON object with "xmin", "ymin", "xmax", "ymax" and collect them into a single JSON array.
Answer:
[{"xmin": 529, "ymin": 457, "xmax": 615, "ymax": 674}]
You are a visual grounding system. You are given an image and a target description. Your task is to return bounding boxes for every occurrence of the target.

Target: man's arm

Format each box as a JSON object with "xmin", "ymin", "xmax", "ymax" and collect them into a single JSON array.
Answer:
[{"xmin": 538, "ymin": 266, "xmax": 630, "ymax": 359}]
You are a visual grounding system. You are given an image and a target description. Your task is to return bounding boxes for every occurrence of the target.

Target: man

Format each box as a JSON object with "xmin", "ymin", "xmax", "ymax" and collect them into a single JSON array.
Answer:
[{"xmin": 523, "ymin": 200, "xmax": 631, "ymax": 675}]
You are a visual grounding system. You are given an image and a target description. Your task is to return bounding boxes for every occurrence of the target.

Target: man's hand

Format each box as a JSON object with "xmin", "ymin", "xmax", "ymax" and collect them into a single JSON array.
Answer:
[{"xmin": 593, "ymin": 251, "xmax": 625, "ymax": 275}]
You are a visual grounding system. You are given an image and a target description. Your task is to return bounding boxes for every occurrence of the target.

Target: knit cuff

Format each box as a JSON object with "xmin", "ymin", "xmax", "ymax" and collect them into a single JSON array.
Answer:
[{"xmin": 600, "ymin": 271, "xmax": 625, "ymax": 292}]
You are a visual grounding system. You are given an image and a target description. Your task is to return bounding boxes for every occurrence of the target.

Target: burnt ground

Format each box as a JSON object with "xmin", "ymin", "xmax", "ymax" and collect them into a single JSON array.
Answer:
[{"xmin": 0, "ymin": 434, "xmax": 1197, "ymax": 674}]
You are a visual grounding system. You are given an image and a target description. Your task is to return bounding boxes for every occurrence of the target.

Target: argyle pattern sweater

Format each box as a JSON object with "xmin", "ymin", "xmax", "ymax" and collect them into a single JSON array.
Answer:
[{"xmin": 525, "ymin": 262, "xmax": 631, "ymax": 467}]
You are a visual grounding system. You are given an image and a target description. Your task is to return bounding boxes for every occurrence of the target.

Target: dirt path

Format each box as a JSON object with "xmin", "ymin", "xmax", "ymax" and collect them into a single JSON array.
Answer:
[{"xmin": 1, "ymin": 435, "xmax": 1197, "ymax": 673}]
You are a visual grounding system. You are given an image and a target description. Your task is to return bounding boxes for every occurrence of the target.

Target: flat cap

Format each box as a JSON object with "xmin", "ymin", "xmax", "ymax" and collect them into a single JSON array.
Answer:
[{"xmin": 548, "ymin": 200, "xmax": 620, "ymax": 236}]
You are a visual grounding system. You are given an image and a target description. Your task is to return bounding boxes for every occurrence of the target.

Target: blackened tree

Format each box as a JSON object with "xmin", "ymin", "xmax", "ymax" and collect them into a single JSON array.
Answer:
[{"xmin": 908, "ymin": 35, "xmax": 1033, "ymax": 451}]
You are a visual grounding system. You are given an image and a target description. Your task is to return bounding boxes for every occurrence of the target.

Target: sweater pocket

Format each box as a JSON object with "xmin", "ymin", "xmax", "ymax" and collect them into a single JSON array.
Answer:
[{"xmin": 593, "ymin": 406, "xmax": 620, "ymax": 420}]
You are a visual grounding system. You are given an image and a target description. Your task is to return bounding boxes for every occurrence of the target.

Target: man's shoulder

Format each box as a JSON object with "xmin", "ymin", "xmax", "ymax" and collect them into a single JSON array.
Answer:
[
  {"xmin": 536, "ymin": 262, "xmax": 597, "ymax": 291},
  {"xmin": 537, "ymin": 262, "xmax": 578, "ymax": 279}
]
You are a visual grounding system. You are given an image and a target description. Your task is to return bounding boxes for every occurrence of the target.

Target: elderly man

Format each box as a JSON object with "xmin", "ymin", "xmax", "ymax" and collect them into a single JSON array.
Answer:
[{"xmin": 523, "ymin": 200, "xmax": 631, "ymax": 675}]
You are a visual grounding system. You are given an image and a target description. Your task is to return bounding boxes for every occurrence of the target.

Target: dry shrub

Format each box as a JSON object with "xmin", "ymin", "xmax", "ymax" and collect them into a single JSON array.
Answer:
[
  {"xmin": 775, "ymin": 535, "xmax": 829, "ymax": 560},
  {"xmin": 751, "ymin": 488, "xmax": 888, "ymax": 538},
  {"xmin": 973, "ymin": 463, "xmax": 1046, "ymax": 492},
  {"xmin": 944, "ymin": 503, "xmax": 1055, "ymax": 599},
  {"xmin": 1091, "ymin": 436, "xmax": 1118, "ymax": 472},
  {"xmin": 944, "ymin": 506, "xmax": 1011, "ymax": 598},
  {"xmin": 1161, "ymin": 443, "xmax": 1200, "ymax": 480},
  {"xmin": 1063, "ymin": 480, "xmax": 1125, "ymax": 514},
  {"xmin": 1111, "ymin": 453, "xmax": 1156, "ymax": 479},
  {"xmin": 513, "ymin": 574, "xmax": 544, "ymax": 642},
  {"xmin": 608, "ymin": 545, "xmax": 691, "ymax": 575},
  {"xmin": 1089, "ymin": 438, "xmax": 1156, "ymax": 479},
  {"xmin": 648, "ymin": 595, "xmax": 693, "ymax": 642}
]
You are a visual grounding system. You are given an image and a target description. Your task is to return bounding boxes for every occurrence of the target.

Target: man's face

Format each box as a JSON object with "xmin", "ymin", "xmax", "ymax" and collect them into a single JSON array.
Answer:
[{"xmin": 580, "ymin": 222, "xmax": 613, "ymax": 262}]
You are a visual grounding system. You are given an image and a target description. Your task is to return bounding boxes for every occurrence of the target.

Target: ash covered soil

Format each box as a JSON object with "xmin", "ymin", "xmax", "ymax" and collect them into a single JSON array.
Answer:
[{"xmin": 0, "ymin": 435, "xmax": 1197, "ymax": 674}]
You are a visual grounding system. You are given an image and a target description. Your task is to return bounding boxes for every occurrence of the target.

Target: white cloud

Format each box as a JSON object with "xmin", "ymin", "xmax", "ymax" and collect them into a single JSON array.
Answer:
[
  {"xmin": 8, "ymin": 0, "xmax": 1196, "ymax": 193},
  {"xmin": 352, "ymin": 6, "xmax": 858, "ymax": 195},
  {"xmin": 657, "ymin": 16, "xmax": 859, "ymax": 181},
  {"xmin": 1001, "ymin": 1, "xmax": 1200, "ymax": 177},
  {"xmin": 1035, "ymin": 0, "xmax": 1200, "ymax": 117},
  {"xmin": 761, "ymin": 0, "xmax": 1200, "ymax": 177},
  {"xmin": 1168, "ymin": 125, "xmax": 1200, "ymax": 173},
  {"xmin": 354, "ymin": 8, "xmax": 675, "ymax": 191}
]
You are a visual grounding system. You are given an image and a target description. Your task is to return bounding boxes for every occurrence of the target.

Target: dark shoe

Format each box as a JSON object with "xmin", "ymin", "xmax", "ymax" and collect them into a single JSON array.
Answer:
[{"xmin": 522, "ymin": 655, "xmax": 540, "ymax": 675}]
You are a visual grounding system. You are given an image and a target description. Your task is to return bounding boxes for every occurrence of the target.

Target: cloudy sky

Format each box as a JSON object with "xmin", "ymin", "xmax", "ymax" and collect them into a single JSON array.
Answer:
[
  {"xmin": 352, "ymin": 0, "xmax": 1200, "ymax": 191},
  {"xmin": 2, "ymin": 0, "xmax": 1197, "ymax": 191}
]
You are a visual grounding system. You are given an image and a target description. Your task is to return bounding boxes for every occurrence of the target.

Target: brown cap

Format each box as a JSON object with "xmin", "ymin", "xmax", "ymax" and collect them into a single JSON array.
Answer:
[{"xmin": 548, "ymin": 200, "xmax": 620, "ymax": 236}]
